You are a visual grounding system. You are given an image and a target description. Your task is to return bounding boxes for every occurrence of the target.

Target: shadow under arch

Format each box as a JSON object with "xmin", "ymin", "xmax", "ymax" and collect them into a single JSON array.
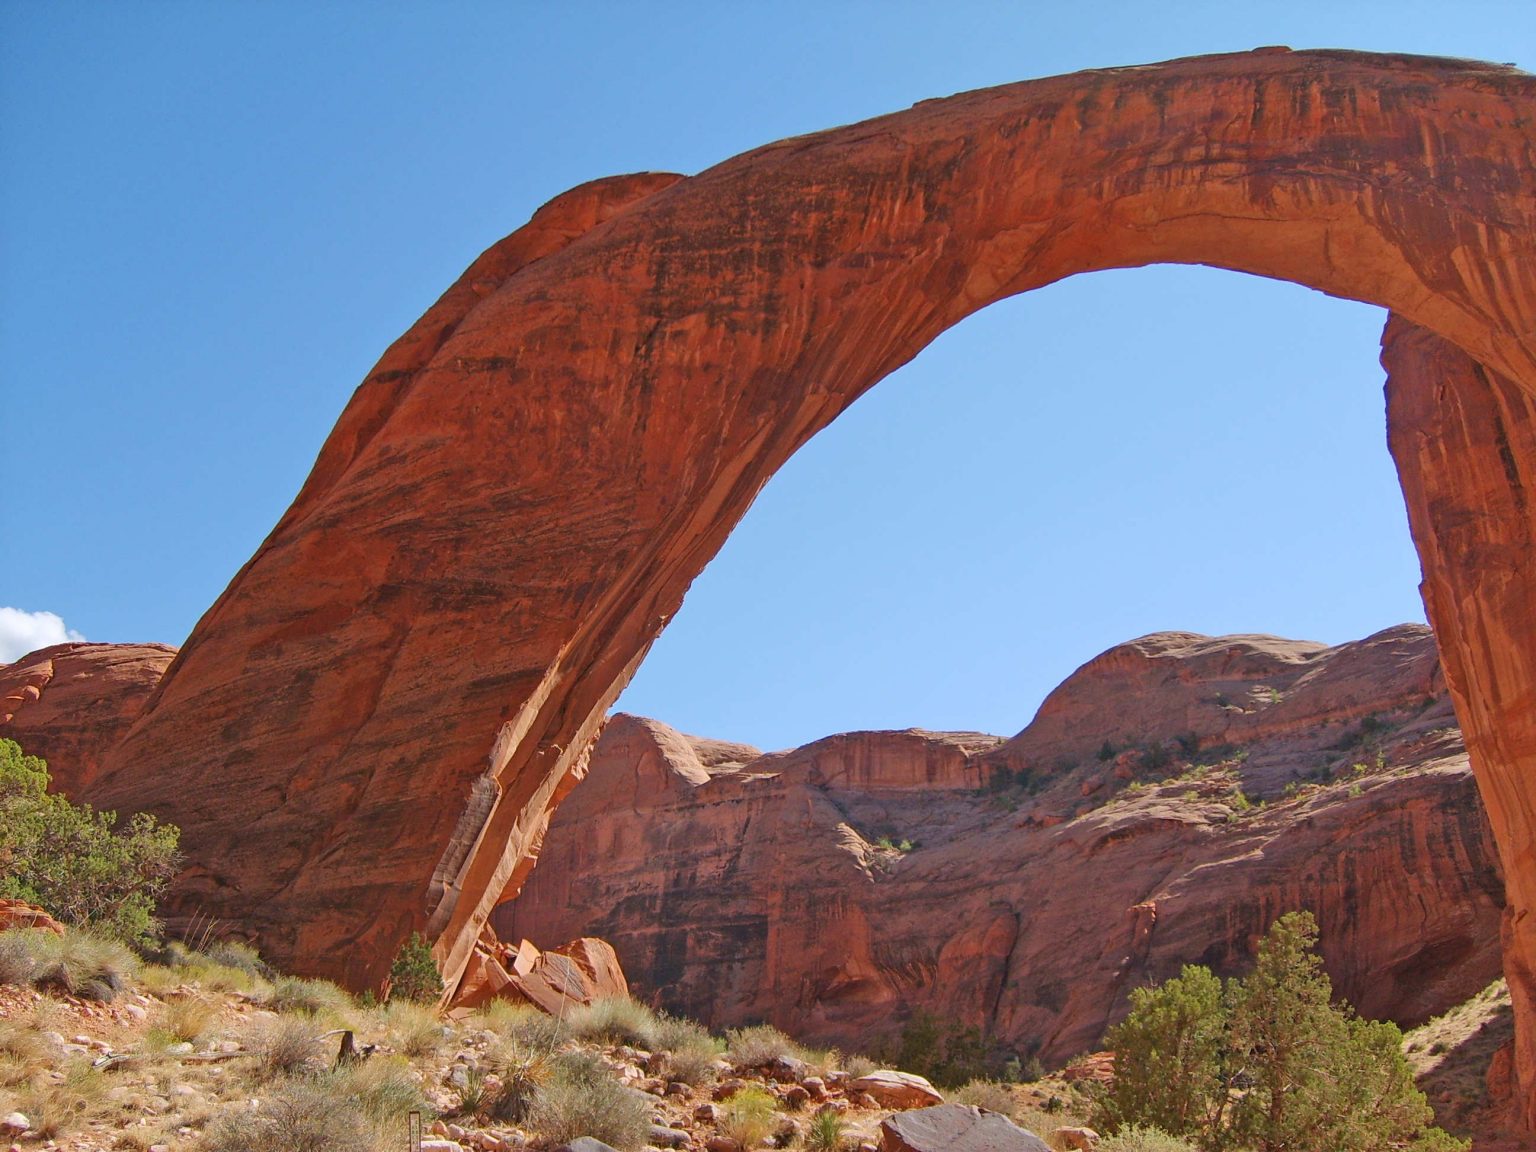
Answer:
[{"xmin": 88, "ymin": 46, "xmax": 1536, "ymax": 1123}]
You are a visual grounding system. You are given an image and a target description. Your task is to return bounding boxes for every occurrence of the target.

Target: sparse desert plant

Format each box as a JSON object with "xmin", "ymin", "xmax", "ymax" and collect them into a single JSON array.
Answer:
[
  {"xmin": 21, "ymin": 928, "xmax": 138, "ymax": 1001},
  {"xmin": 155, "ymin": 993, "xmax": 216, "ymax": 1043},
  {"xmin": 951, "ymin": 1077, "xmax": 1018, "ymax": 1115},
  {"xmin": 248, "ymin": 1015, "xmax": 325, "ymax": 1080},
  {"xmin": 331, "ymin": 1054, "xmax": 430, "ymax": 1128},
  {"xmin": 387, "ymin": 931, "xmax": 443, "ymax": 1004},
  {"xmin": 381, "ymin": 997, "xmax": 447, "ymax": 1057},
  {"xmin": 567, "ymin": 995, "xmax": 662, "ymax": 1048},
  {"xmin": 474, "ymin": 997, "xmax": 573, "ymax": 1048},
  {"xmin": 15, "ymin": 1061, "xmax": 110, "ymax": 1139},
  {"xmin": 484, "ymin": 1039, "xmax": 552, "ymax": 1122},
  {"xmin": 202, "ymin": 1075, "xmax": 374, "ymax": 1152},
  {"xmin": 1097, "ymin": 1126, "xmax": 1200, "ymax": 1152},
  {"xmin": 201, "ymin": 938, "xmax": 265, "ymax": 974},
  {"xmin": 842, "ymin": 1052, "xmax": 877, "ymax": 1077},
  {"xmin": 720, "ymin": 1085, "xmax": 779, "ymax": 1147},
  {"xmin": 805, "ymin": 1107, "xmax": 847, "ymax": 1151},
  {"xmin": 527, "ymin": 1049, "xmax": 651, "ymax": 1149},
  {"xmin": 0, "ymin": 1018, "xmax": 52, "ymax": 1087},
  {"xmin": 725, "ymin": 1022, "xmax": 801, "ymax": 1066},
  {"xmin": 0, "ymin": 930, "xmax": 43, "ymax": 986},
  {"xmin": 265, "ymin": 974, "xmax": 352, "ymax": 1018},
  {"xmin": 653, "ymin": 1013, "xmax": 723, "ymax": 1084}
]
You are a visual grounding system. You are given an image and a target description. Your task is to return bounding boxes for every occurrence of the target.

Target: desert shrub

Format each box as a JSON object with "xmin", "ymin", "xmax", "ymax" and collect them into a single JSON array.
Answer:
[
  {"xmin": 379, "ymin": 997, "xmax": 446, "ymax": 1057},
  {"xmin": 805, "ymin": 1108, "xmax": 847, "ymax": 1151},
  {"xmin": 387, "ymin": 931, "xmax": 442, "ymax": 1003},
  {"xmin": 0, "ymin": 929, "xmax": 43, "ymax": 986},
  {"xmin": 331, "ymin": 1054, "xmax": 430, "ymax": 1127},
  {"xmin": 248, "ymin": 1015, "xmax": 325, "ymax": 1080},
  {"xmin": 842, "ymin": 1052, "xmax": 877, "ymax": 1077},
  {"xmin": 1098, "ymin": 1126, "xmax": 1199, "ymax": 1152},
  {"xmin": 155, "ymin": 994, "xmax": 216, "ymax": 1043},
  {"xmin": 725, "ymin": 1022, "xmax": 800, "ymax": 1066},
  {"xmin": 527, "ymin": 1049, "xmax": 651, "ymax": 1149},
  {"xmin": 951, "ymin": 1077, "xmax": 1018, "ymax": 1115},
  {"xmin": 201, "ymin": 938, "xmax": 265, "ymax": 975},
  {"xmin": 653, "ymin": 1013, "xmax": 723, "ymax": 1084},
  {"xmin": 1095, "ymin": 911, "xmax": 1468, "ymax": 1152},
  {"xmin": 0, "ymin": 1018, "xmax": 51, "ymax": 1087},
  {"xmin": 483, "ymin": 1038, "xmax": 552, "ymax": 1122},
  {"xmin": 720, "ymin": 1085, "xmax": 779, "ymax": 1146},
  {"xmin": 203, "ymin": 1076, "xmax": 373, "ymax": 1152},
  {"xmin": 17, "ymin": 928, "xmax": 138, "ymax": 1001},
  {"xmin": 474, "ymin": 997, "xmax": 573, "ymax": 1048},
  {"xmin": 265, "ymin": 974, "xmax": 352, "ymax": 1018},
  {"xmin": 567, "ymin": 995, "xmax": 661, "ymax": 1048},
  {"xmin": 0, "ymin": 738, "xmax": 180, "ymax": 947}
]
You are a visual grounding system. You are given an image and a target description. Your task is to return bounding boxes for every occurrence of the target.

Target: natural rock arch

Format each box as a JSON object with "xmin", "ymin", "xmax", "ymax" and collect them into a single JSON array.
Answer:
[{"xmin": 86, "ymin": 49, "xmax": 1536, "ymax": 1122}]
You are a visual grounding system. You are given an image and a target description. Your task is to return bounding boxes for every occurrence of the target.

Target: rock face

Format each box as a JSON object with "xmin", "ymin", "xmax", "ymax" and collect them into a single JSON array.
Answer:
[
  {"xmin": 497, "ymin": 627, "xmax": 1506, "ymax": 1065},
  {"xmin": 59, "ymin": 50, "xmax": 1535, "ymax": 1114},
  {"xmin": 1385, "ymin": 318, "xmax": 1536, "ymax": 1132},
  {"xmin": 0, "ymin": 643, "xmax": 176, "ymax": 799}
]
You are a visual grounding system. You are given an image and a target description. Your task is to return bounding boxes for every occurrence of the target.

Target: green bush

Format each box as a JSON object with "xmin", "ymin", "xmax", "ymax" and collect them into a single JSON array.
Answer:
[
  {"xmin": 0, "ymin": 738, "xmax": 180, "ymax": 947},
  {"xmin": 1095, "ymin": 911, "xmax": 1467, "ymax": 1152},
  {"xmin": 888, "ymin": 1010, "xmax": 998, "ymax": 1087},
  {"xmin": 387, "ymin": 931, "xmax": 443, "ymax": 1003}
]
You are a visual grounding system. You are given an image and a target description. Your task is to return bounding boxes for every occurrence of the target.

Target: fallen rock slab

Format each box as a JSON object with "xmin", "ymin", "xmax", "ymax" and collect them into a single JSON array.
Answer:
[
  {"xmin": 880, "ymin": 1104, "xmax": 1050, "ymax": 1152},
  {"xmin": 850, "ymin": 1070, "xmax": 943, "ymax": 1109}
]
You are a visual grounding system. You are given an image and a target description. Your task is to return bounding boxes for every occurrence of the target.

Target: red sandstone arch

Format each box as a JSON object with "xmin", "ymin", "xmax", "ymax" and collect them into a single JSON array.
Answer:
[{"xmin": 87, "ymin": 49, "xmax": 1536, "ymax": 1122}]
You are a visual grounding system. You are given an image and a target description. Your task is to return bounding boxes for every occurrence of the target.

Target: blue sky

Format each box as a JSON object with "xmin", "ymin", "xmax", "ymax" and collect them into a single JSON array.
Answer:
[{"xmin": 4, "ymin": 2, "xmax": 1532, "ymax": 749}]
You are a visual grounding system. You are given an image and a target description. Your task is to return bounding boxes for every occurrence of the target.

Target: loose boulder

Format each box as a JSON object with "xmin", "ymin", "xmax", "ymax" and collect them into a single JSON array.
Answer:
[
  {"xmin": 849, "ymin": 1070, "xmax": 943, "ymax": 1109},
  {"xmin": 880, "ymin": 1104, "xmax": 1050, "ymax": 1152}
]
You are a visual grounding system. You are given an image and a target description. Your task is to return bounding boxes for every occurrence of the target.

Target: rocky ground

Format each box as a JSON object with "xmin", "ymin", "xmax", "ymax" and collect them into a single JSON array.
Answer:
[{"xmin": 0, "ymin": 937, "xmax": 1103, "ymax": 1152}]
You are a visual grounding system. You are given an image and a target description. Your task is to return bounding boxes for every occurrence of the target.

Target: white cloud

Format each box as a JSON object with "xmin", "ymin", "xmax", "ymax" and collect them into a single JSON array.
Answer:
[{"xmin": 0, "ymin": 607, "xmax": 86, "ymax": 663}]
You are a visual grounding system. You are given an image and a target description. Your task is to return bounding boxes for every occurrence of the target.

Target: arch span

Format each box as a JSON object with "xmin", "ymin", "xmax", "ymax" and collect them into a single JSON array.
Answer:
[{"xmin": 89, "ymin": 48, "xmax": 1536, "ymax": 1122}]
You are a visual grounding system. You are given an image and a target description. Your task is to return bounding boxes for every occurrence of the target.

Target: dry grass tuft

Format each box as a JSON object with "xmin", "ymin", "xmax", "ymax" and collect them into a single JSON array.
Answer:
[
  {"xmin": 720, "ymin": 1084, "xmax": 780, "ymax": 1147},
  {"xmin": 156, "ymin": 993, "xmax": 217, "ymax": 1043},
  {"xmin": 527, "ymin": 1049, "xmax": 651, "ymax": 1149},
  {"xmin": 381, "ymin": 998, "xmax": 447, "ymax": 1057},
  {"xmin": 202, "ymin": 1076, "xmax": 374, "ymax": 1152},
  {"xmin": 14, "ymin": 1061, "xmax": 111, "ymax": 1139},
  {"xmin": 566, "ymin": 995, "xmax": 662, "ymax": 1049},
  {"xmin": 247, "ymin": 1015, "xmax": 326, "ymax": 1081}
]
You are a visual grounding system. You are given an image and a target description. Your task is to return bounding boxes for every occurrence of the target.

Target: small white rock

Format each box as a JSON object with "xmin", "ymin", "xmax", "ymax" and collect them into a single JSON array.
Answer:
[{"xmin": 1, "ymin": 1112, "xmax": 29, "ymax": 1135}]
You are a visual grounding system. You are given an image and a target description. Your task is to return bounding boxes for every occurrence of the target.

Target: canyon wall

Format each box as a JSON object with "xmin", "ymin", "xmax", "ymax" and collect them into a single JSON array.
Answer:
[{"xmin": 497, "ymin": 627, "xmax": 1505, "ymax": 1063}]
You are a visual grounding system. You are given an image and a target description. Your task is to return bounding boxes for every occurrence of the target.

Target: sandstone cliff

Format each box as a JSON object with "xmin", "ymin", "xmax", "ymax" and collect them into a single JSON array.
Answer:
[
  {"xmin": 0, "ymin": 643, "xmax": 177, "ymax": 799},
  {"xmin": 496, "ymin": 625, "xmax": 1505, "ymax": 1066}
]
